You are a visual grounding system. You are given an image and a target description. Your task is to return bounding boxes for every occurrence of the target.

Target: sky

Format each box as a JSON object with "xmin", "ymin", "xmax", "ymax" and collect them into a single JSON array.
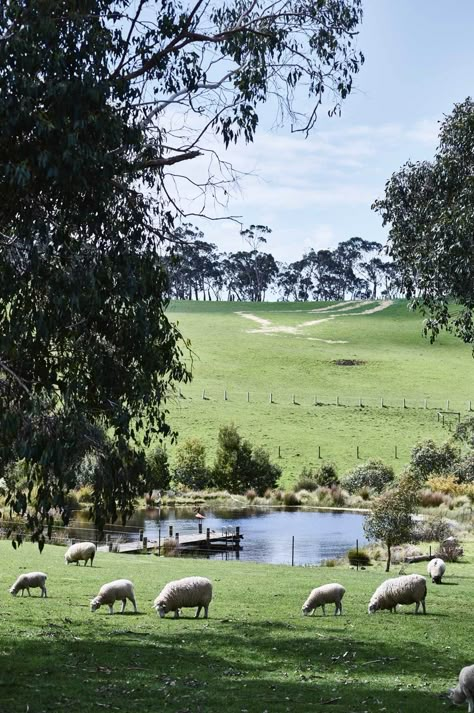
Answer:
[{"xmin": 174, "ymin": 0, "xmax": 474, "ymax": 264}]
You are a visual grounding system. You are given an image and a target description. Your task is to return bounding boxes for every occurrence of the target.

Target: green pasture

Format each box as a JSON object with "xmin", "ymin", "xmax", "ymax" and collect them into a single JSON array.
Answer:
[
  {"xmin": 1, "ymin": 540, "xmax": 472, "ymax": 712},
  {"xmin": 166, "ymin": 299, "xmax": 474, "ymax": 485}
]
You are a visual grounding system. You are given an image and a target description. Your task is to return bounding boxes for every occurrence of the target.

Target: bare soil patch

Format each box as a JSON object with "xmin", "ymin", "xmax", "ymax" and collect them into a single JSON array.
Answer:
[{"xmin": 332, "ymin": 359, "xmax": 366, "ymax": 367}]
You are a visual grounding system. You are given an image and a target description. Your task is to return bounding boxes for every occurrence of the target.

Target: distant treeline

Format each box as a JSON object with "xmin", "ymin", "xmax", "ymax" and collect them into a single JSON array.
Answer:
[{"xmin": 164, "ymin": 224, "xmax": 402, "ymax": 302}]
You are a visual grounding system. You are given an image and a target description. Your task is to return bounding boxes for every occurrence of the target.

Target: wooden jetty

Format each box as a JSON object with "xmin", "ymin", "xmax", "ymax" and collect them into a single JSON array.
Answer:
[{"xmin": 97, "ymin": 526, "xmax": 243, "ymax": 555}]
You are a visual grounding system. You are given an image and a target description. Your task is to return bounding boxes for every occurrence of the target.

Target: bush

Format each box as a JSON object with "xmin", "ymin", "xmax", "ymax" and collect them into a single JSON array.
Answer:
[
  {"xmin": 452, "ymin": 453, "xmax": 474, "ymax": 483},
  {"xmin": 343, "ymin": 460, "xmax": 394, "ymax": 494},
  {"xmin": 213, "ymin": 424, "xmax": 281, "ymax": 495},
  {"xmin": 412, "ymin": 514, "xmax": 453, "ymax": 543},
  {"xmin": 347, "ymin": 547, "xmax": 370, "ymax": 566},
  {"xmin": 245, "ymin": 489, "xmax": 257, "ymax": 502},
  {"xmin": 316, "ymin": 463, "xmax": 339, "ymax": 486},
  {"xmin": 174, "ymin": 438, "xmax": 212, "ymax": 490},
  {"xmin": 426, "ymin": 474, "xmax": 463, "ymax": 496},
  {"xmin": 283, "ymin": 491, "xmax": 301, "ymax": 506},
  {"xmin": 295, "ymin": 464, "xmax": 339, "ymax": 491},
  {"xmin": 294, "ymin": 471, "xmax": 319, "ymax": 492},
  {"xmin": 75, "ymin": 485, "xmax": 94, "ymax": 504},
  {"xmin": 145, "ymin": 445, "xmax": 171, "ymax": 494},
  {"xmin": 410, "ymin": 440, "xmax": 459, "ymax": 479},
  {"xmin": 418, "ymin": 488, "xmax": 450, "ymax": 507}
]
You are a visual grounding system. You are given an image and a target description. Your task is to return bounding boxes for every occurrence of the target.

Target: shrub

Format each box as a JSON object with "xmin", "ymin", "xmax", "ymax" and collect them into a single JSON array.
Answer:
[
  {"xmin": 245, "ymin": 489, "xmax": 257, "ymax": 502},
  {"xmin": 162, "ymin": 538, "xmax": 180, "ymax": 557},
  {"xmin": 76, "ymin": 485, "xmax": 94, "ymax": 504},
  {"xmin": 426, "ymin": 474, "xmax": 463, "ymax": 495},
  {"xmin": 295, "ymin": 464, "xmax": 339, "ymax": 491},
  {"xmin": 418, "ymin": 488, "xmax": 450, "ymax": 507},
  {"xmin": 412, "ymin": 514, "xmax": 453, "ymax": 543},
  {"xmin": 316, "ymin": 463, "xmax": 339, "ymax": 486},
  {"xmin": 321, "ymin": 559, "xmax": 337, "ymax": 567},
  {"xmin": 145, "ymin": 445, "xmax": 171, "ymax": 494},
  {"xmin": 283, "ymin": 491, "xmax": 301, "ymax": 506},
  {"xmin": 347, "ymin": 547, "xmax": 370, "ymax": 566},
  {"xmin": 343, "ymin": 460, "xmax": 394, "ymax": 494},
  {"xmin": 213, "ymin": 424, "xmax": 280, "ymax": 495},
  {"xmin": 410, "ymin": 440, "xmax": 459, "ymax": 479},
  {"xmin": 453, "ymin": 454, "xmax": 474, "ymax": 483},
  {"xmin": 294, "ymin": 471, "xmax": 319, "ymax": 492},
  {"xmin": 174, "ymin": 438, "xmax": 212, "ymax": 490}
]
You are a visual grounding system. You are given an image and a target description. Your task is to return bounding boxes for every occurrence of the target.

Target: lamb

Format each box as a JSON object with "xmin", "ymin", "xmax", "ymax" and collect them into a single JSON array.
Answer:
[
  {"xmin": 301, "ymin": 583, "xmax": 345, "ymax": 616},
  {"xmin": 368, "ymin": 573, "xmax": 427, "ymax": 614},
  {"xmin": 65, "ymin": 541, "xmax": 96, "ymax": 567},
  {"xmin": 9, "ymin": 572, "xmax": 47, "ymax": 598},
  {"xmin": 90, "ymin": 579, "xmax": 137, "ymax": 614},
  {"xmin": 449, "ymin": 665, "xmax": 474, "ymax": 712},
  {"xmin": 153, "ymin": 576, "xmax": 213, "ymax": 619},
  {"xmin": 427, "ymin": 557, "xmax": 446, "ymax": 584}
]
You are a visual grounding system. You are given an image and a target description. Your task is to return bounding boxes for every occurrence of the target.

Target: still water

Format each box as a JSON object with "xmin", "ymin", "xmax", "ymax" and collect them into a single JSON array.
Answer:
[{"xmin": 101, "ymin": 507, "xmax": 369, "ymax": 566}]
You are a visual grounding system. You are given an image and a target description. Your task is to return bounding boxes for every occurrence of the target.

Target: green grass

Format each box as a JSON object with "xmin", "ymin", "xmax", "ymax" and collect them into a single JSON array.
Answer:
[
  {"xmin": 166, "ymin": 299, "xmax": 474, "ymax": 484},
  {"xmin": 1, "ymin": 540, "xmax": 471, "ymax": 712}
]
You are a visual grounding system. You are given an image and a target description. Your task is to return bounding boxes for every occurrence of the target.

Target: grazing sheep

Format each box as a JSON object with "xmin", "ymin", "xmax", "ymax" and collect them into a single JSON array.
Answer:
[
  {"xmin": 65, "ymin": 541, "xmax": 96, "ymax": 567},
  {"xmin": 90, "ymin": 579, "xmax": 137, "ymax": 614},
  {"xmin": 449, "ymin": 665, "xmax": 474, "ymax": 712},
  {"xmin": 368, "ymin": 573, "xmax": 427, "ymax": 614},
  {"xmin": 10, "ymin": 572, "xmax": 47, "ymax": 598},
  {"xmin": 302, "ymin": 583, "xmax": 345, "ymax": 616},
  {"xmin": 427, "ymin": 557, "xmax": 446, "ymax": 584},
  {"xmin": 153, "ymin": 576, "xmax": 212, "ymax": 619}
]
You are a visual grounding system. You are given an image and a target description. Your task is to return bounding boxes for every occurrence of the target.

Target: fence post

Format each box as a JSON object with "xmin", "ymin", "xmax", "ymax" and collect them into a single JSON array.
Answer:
[
  {"xmin": 142, "ymin": 536, "xmax": 147, "ymax": 551},
  {"xmin": 291, "ymin": 535, "xmax": 295, "ymax": 567},
  {"xmin": 380, "ymin": 397, "xmax": 384, "ymax": 408},
  {"xmin": 269, "ymin": 392, "xmax": 273, "ymax": 404},
  {"xmin": 395, "ymin": 445, "xmax": 398, "ymax": 459},
  {"xmin": 202, "ymin": 389, "xmax": 206, "ymax": 400},
  {"xmin": 469, "ymin": 400, "xmax": 472, "ymax": 412},
  {"xmin": 247, "ymin": 391, "xmax": 250, "ymax": 403},
  {"xmin": 356, "ymin": 445, "xmax": 360, "ymax": 459},
  {"xmin": 424, "ymin": 398, "xmax": 428, "ymax": 409},
  {"xmin": 336, "ymin": 395, "xmax": 340, "ymax": 406},
  {"xmin": 446, "ymin": 399, "xmax": 450, "ymax": 411},
  {"xmin": 403, "ymin": 397, "xmax": 406, "ymax": 409},
  {"xmin": 278, "ymin": 445, "xmax": 281, "ymax": 459},
  {"xmin": 318, "ymin": 445, "xmax": 321, "ymax": 459},
  {"xmin": 198, "ymin": 521, "xmax": 202, "ymax": 534},
  {"xmin": 359, "ymin": 397, "xmax": 362, "ymax": 408},
  {"xmin": 158, "ymin": 528, "xmax": 161, "ymax": 556},
  {"xmin": 224, "ymin": 389, "xmax": 227, "ymax": 401},
  {"xmin": 175, "ymin": 532, "xmax": 179, "ymax": 546},
  {"xmin": 292, "ymin": 394, "xmax": 296, "ymax": 405},
  {"xmin": 108, "ymin": 541, "xmax": 113, "ymax": 552},
  {"xmin": 139, "ymin": 529, "xmax": 143, "ymax": 542},
  {"xmin": 356, "ymin": 539, "xmax": 359, "ymax": 572},
  {"xmin": 169, "ymin": 525, "xmax": 173, "ymax": 537}
]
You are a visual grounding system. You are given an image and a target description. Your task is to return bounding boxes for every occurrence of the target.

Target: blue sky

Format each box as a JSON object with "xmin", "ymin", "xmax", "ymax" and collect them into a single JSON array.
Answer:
[{"xmin": 183, "ymin": 0, "xmax": 474, "ymax": 263}]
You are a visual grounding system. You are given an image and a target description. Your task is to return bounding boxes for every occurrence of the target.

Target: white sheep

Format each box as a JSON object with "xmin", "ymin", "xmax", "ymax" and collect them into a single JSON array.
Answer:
[
  {"xmin": 368, "ymin": 573, "xmax": 427, "ymax": 614},
  {"xmin": 153, "ymin": 576, "xmax": 213, "ymax": 619},
  {"xmin": 302, "ymin": 583, "xmax": 345, "ymax": 616},
  {"xmin": 64, "ymin": 541, "xmax": 96, "ymax": 567},
  {"xmin": 449, "ymin": 665, "xmax": 474, "ymax": 712},
  {"xmin": 9, "ymin": 572, "xmax": 47, "ymax": 598},
  {"xmin": 90, "ymin": 579, "xmax": 137, "ymax": 614},
  {"xmin": 427, "ymin": 557, "xmax": 446, "ymax": 584}
]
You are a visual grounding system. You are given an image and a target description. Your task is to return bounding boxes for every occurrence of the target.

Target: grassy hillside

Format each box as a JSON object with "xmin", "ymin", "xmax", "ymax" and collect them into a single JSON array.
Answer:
[
  {"xmin": 1, "ymin": 541, "xmax": 472, "ymax": 712},
  {"xmin": 166, "ymin": 300, "xmax": 474, "ymax": 485}
]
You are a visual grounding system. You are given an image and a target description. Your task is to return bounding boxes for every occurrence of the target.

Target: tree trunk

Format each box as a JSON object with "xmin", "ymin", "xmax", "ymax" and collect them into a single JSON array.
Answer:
[{"xmin": 385, "ymin": 542, "xmax": 391, "ymax": 572}]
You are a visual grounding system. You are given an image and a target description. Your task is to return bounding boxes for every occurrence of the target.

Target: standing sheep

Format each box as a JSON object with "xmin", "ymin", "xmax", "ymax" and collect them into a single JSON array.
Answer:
[
  {"xmin": 449, "ymin": 665, "xmax": 474, "ymax": 712},
  {"xmin": 153, "ymin": 576, "xmax": 213, "ymax": 619},
  {"xmin": 90, "ymin": 579, "xmax": 137, "ymax": 614},
  {"xmin": 65, "ymin": 542, "xmax": 96, "ymax": 567},
  {"xmin": 10, "ymin": 572, "xmax": 47, "ymax": 598},
  {"xmin": 368, "ymin": 574, "xmax": 427, "ymax": 614},
  {"xmin": 427, "ymin": 557, "xmax": 446, "ymax": 584},
  {"xmin": 301, "ymin": 583, "xmax": 345, "ymax": 616}
]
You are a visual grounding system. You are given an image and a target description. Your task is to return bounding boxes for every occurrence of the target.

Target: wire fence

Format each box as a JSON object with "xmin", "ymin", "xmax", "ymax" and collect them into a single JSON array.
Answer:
[{"xmin": 177, "ymin": 388, "xmax": 473, "ymax": 414}]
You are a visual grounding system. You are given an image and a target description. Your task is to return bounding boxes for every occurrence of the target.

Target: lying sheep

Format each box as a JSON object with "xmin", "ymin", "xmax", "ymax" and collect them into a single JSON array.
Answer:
[
  {"xmin": 449, "ymin": 665, "xmax": 474, "ymax": 712},
  {"xmin": 302, "ymin": 583, "xmax": 345, "ymax": 616},
  {"xmin": 10, "ymin": 572, "xmax": 47, "ymax": 598},
  {"xmin": 368, "ymin": 573, "xmax": 427, "ymax": 614},
  {"xmin": 427, "ymin": 557, "xmax": 446, "ymax": 584},
  {"xmin": 65, "ymin": 541, "xmax": 96, "ymax": 567},
  {"xmin": 90, "ymin": 579, "xmax": 137, "ymax": 614},
  {"xmin": 153, "ymin": 576, "xmax": 212, "ymax": 619}
]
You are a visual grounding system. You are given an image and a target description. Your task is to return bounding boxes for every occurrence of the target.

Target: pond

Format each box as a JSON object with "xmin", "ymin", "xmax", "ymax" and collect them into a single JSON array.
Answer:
[{"xmin": 73, "ymin": 506, "xmax": 369, "ymax": 566}]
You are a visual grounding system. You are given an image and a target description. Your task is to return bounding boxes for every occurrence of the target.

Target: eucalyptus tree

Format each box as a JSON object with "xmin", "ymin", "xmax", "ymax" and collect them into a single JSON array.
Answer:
[
  {"xmin": 0, "ymin": 0, "xmax": 364, "ymax": 539},
  {"xmin": 373, "ymin": 98, "xmax": 474, "ymax": 344}
]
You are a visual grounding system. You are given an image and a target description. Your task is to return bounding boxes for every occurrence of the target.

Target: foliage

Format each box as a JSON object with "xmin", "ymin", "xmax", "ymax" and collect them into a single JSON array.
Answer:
[
  {"xmin": 344, "ymin": 459, "xmax": 394, "ymax": 494},
  {"xmin": 363, "ymin": 487, "xmax": 417, "ymax": 571},
  {"xmin": 213, "ymin": 424, "xmax": 280, "ymax": 495},
  {"xmin": 174, "ymin": 438, "xmax": 211, "ymax": 491},
  {"xmin": 294, "ymin": 470, "xmax": 319, "ymax": 492},
  {"xmin": 412, "ymin": 514, "xmax": 453, "ymax": 544},
  {"xmin": 282, "ymin": 491, "xmax": 301, "ymax": 507},
  {"xmin": 347, "ymin": 547, "xmax": 371, "ymax": 567},
  {"xmin": 373, "ymin": 97, "xmax": 474, "ymax": 345},
  {"xmin": 409, "ymin": 440, "xmax": 459, "ymax": 480},
  {"xmin": 452, "ymin": 453, "xmax": 474, "ymax": 483},
  {"xmin": 295, "ymin": 463, "xmax": 339, "ymax": 491},
  {"xmin": 453, "ymin": 416, "xmax": 474, "ymax": 448},
  {"xmin": 0, "ymin": 0, "xmax": 363, "ymax": 539},
  {"xmin": 144, "ymin": 446, "xmax": 171, "ymax": 495},
  {"xmin": 417, "ymin": 489, "xmax": 451, "ymax": 508},
  {"xmin": 426, "ymin": 474, "xmax": 465, "ymax": 496}
]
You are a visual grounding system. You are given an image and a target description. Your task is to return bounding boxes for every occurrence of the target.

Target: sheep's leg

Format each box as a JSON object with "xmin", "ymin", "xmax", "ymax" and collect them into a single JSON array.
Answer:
[
  {"xmin": 204, "ymin": 605, "xmax": 209, "ymax": 619},
  {"xmin": 130, "ymin": 596, "xmax": 137, "ymax": 613},
  {"xmin": 27, "ymin": 588, "xmax": 31, "ymax": 597},
  {"xmin": 195, "ymin": 606, "xmax": 202, "ymax": 619},
  {"xmin": 76, "ymin": 561, "xmax": 80, "ymax": 566},
  {"xmin": 173, "ymin": 609, "xmax": 180, "ymax": 619},
  {"xmin": 42, "ymin": 586, "xmax": 47, "ymax": 598},
  {"xmin": 120, "ymin": 599, "xmax": 127, "ymax": 614},
  {"xmin": 421, "ymin": 599, "xmax": 426, "ymax": 615},
  {"xmin": 467, "ymin": 696, "xmax": 474, "ymax": 713},
  {"xmin": 108, "ymin": 605, "xmax": 114, "ymax": 615},
  {"xmin": 321, "ymin": 604, "xmax": 326, "ymax": 616}
]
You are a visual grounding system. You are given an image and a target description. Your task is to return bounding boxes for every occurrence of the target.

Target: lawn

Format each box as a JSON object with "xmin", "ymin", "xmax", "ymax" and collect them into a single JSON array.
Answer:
[
  {"xmin": 1, "ymin": 540, "xmax": 472, "ymax": 712},
  {"xmin": 166, "ymin": 299, "xmax": 474, "ymax": 484}
]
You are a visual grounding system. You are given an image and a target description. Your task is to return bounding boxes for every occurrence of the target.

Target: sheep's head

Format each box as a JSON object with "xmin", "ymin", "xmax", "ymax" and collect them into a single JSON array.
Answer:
[
  {"xmin": 448, "ymin": 686, "xmax": 465, "ymax": 705},
  {"xmin": 64, "ymin": 555, "xmax": 71, "ymax": 565},
  {"xmin": 90, "ymin": 598, "xmax": 101, "ymax": 612},
  {"xmin": 9, "ymin": 586, "xmax": 18, "ymax": 597},
  {"xmin": 301, "ymin": 605, "xmax": 311, "ymax": 616},
  {"xmin": 368, "ymin": 600, "xmax": 378, "ymax": 614}
]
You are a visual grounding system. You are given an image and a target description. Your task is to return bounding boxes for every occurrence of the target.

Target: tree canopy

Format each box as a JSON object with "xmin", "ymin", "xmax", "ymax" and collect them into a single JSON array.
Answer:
[
  {"xmin": 0, "ymin": 0, "xmax": 365, "ymax": 538},
  {"xmin": 373, "ymin": 98, "xmax": 474, "ymax": 346}
]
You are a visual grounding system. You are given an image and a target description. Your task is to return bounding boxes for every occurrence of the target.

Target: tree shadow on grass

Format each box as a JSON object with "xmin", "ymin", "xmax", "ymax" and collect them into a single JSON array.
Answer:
[{"xmin": 0, "ymin": 623, "xmax": 461, "ymax": 713}]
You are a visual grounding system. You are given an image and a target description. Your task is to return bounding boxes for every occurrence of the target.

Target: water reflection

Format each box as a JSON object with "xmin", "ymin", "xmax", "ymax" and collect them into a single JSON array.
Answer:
[{"xmin": 73, "ymin": 506, "xmax": 368, "ymax": 566}]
